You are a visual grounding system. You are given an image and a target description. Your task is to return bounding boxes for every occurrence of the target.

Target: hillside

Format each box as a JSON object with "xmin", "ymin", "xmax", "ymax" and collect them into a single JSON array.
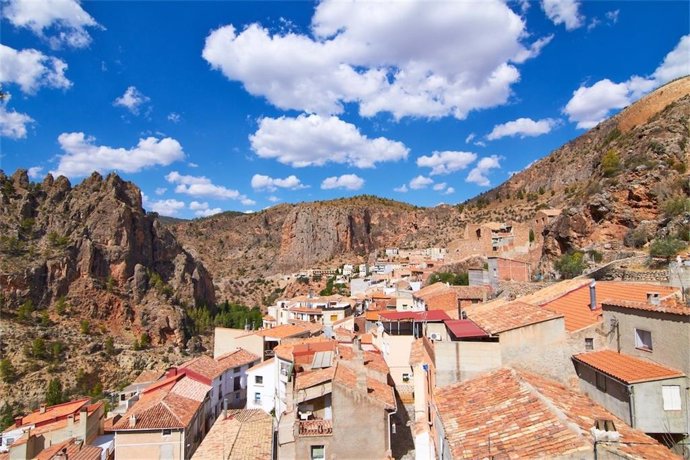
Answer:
[
  {"xmin": 0, "ymin": 170, "xmax": 216, "ymax": 409},
  {"xmin": 463, "ymin": 77, "xmax": 690, "ymax": 267}
]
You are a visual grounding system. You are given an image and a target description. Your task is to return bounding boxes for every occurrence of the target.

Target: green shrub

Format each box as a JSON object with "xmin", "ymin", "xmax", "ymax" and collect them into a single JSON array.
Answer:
[
  {"xmin": 0, "ymin": 359, "xmax": 17, "ymax": 383},
  {"xmin": 587, "ymin": 250, "xmax": 604, "ymax": 263},
  {"xmin": 31, "ymin": 338, "xmax": 46, "ymax": 360},
  {"xmin": 624, "ymin": 227, "xmax": 651, "ymax": 248},
  {"xmin": 45, "ymin": 379, "xmax": 65, "ymax": 405},
  {"xmin": 601, "ymin": 149, "xmax": 621, "ymax": 177},
  {"xmin": 80, "ymin": 320, "xmax": 90, "ymax": 335},
  {"xmin": 428, "ymin": 272, "xmax": 469, "ymax": 286},
  {"xmin": 649, "ymin": 238, "xmax": 686, "ymax": 260},
  {"xmin": 104, "ymin": 337, "xmax": 115, "ymax": 355},
  {"xmin": 554, "ymin": 251, "xmax": 586, "ymax": 279},
  {"xmin": 662, "ymin": 196, "xmax": 690, "ymax": 218},
  {"xmin": 47, "ymin": 231, "xmax": 70, "ymax": 248},
  {"xmin": 529, "ymin": 229, "xmax": 535, "ymax": 243},
  {"xmin": 17, "ymin": 299, "xmax": 34, "ymax": 322},
  {"xmin": 54, "ymin": 296, "xmax": 68, "ymax": 315}
]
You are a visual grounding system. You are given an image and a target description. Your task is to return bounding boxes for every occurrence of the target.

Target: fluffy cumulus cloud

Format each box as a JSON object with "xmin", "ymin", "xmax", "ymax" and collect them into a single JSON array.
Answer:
[
  {"xmin": 0, "ymin": 104, "xmax": 33, "ymax": 139},
  {"xmin": 2, "ymin": 0, "xmax": 101, "ymax": 49},
  {"xmin": 202, "ymin": 0, "xmax": 550, "ymax": 120},
  {"xmin": 249, "ymin": 114, "xmax": 408, "ymax": 168},
  {"xmin": 52, "ymin": 133, "xmax": 185, "ymax": 178},
  {"xmin": 28, "ymin": 166, "xmax": 44, "ymax": 179},
  {"xmin": 409, "ymin": 175, "xmax": 434, "ymax": 190},
  {"xmin": 189, "ymin": 201, "xmax": 223, "ymax": 217},
  {"xmin": 466, "ymin": 155, "xmax": 502, "ymax": 186},
  {"xmin": 564, "ymin": 35, "xmax": 689, "ymax": 129},
  {"xmin": 251, "ymin": 174, "xmax": 306, "ymax": 191},
  {"xmin": 541, "ymin": 0, "xmax": 584, "ymax": 30},
  {"xmin": 321, "ymin": 174, "xmax": 364, "ymax": 190},
  {"xmin": 487, "ymin": 117, "xmax": 558, "ymax": 140},
  {"xmin": 113, "ymin": 86, "xmax": 150, "ymax": 115},
  {"xmin": 393, "ymin": 184, "xmax": 408, "ymax": 193},
  {"xmin": 165, "ymin": 171, "xmax": 253, "ymax": 204},
  {"xmin": 416, "ymin": 151, "xmax": 477, "ymax": 175},
  {"xmin": 142, "ymin": 193, "xmax": 185, "ymax": 216},
  {"xmin": 0, "ymin": 44, "xmax": 71, "ymax": 94},
  {"xmin": 433, "ymin": 182, "xmax": 456, "ymax": 195}
]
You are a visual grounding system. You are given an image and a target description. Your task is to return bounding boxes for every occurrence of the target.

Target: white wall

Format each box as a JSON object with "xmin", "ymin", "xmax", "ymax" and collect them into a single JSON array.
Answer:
[{"xmin": 246, "ymin": 361, "xmax": 277, "ymax": 414}]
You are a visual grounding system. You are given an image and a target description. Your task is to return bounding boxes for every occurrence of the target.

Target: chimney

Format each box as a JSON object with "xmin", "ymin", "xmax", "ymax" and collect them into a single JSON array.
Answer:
[
  {"xmin": 128, "ymin": 415, "xmax": 136, "ymax": 428},
  {"xmin": 14, "ymin": 415, "xmax": 22, "ymax": 427},
  {"xmin": 647, "ymin": 292, "xmax": 660, "ymax": 305},
  {"xmin": 67, "ymin": 414, "xmax": 75, "ymax": 428},
  {"xmin": 589, "ymin": 281, "xmax": 597, "ymax": 311},
  {"xmin": 39, "ymin": 404, "xmax": 46, "ymax": 414}
]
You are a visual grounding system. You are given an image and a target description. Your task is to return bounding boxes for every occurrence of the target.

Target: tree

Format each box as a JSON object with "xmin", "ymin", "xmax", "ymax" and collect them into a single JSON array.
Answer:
[
  {"xmin": 17, "ymin": 299, "xmax": 34, "ymax": 322},
  {"xmin": 31, "ymin": 338, "xmax": 46, "ymax": 360},
  {"xmin": 139, "ymin": 333, "xmax": 151, "ymax": 349},
  {"xmin": 601, "ymin": 149, "xmax": 621, "ymax": 177},
  {"xmin": 104, "ymin": 337, "xmax": 115, "ymax": 355},
  {"xmin": 45, "ymin": 378, "xmax": 64, "ymax": 406},
  {"xmin": 649, "ymin": 238, "xmax": 686, "ymax": 261},
  {"xmin": 529, "ymin": 229, "xmax": 535, "ymax": 243},
  {"xmin": 0, "ymin": 403, "xmax": 15, "ymax": 431},
  {"xmin": 428, "ymin": 272, "xmax": 469, "ymax": 286},
  {"xmin": 554, "ymin": 251, "xmax": 586, "ymax": 279},
  {"xmin": 0, "ymin": 359, "xmax": 17, "ymax": 383}
]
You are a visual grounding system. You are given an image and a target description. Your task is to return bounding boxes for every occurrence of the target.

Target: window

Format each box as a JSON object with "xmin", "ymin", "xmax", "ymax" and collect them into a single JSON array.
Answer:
[
  {"xmin": 233, "ymin": 376, "xmax": 241, "ymax": 391},
  {"xmin": 233, "ymin": 367, "xmax": 241, "ymax": 374},
  {"xmin": 596, "ymin": 372, "xmax": 607, "ymax": 391},
  {"xmin": 330, "ymin": 314, "xmax": 338, "ymax": 322},
  {"xmin": 662, "ymin": 386, "xmax": 682, "ymax": 411},
  {"xmin": 634, "ymin": 329, "xmax": 653, "ymax": 351},
  {"xmin": 254, "ymin": 392, "xmax": 261, "ymax": 403},
  {"xmin": 585, "ymin": 338, "xmax": 594, "ymax": 351},
  {"xmin": 255, "ymin": 375, "xmax": 264, "ymax": 385},
  {"xmin": 162, "ymin": 429, "xmax": 172, "ymax": 437},
  {"xmin": 402, "ymin": 373, "xmax": 411, "ymax": 383},
  {"xmin": 310, "ymin": 445, "xmax": 325, "ymax": 460}
]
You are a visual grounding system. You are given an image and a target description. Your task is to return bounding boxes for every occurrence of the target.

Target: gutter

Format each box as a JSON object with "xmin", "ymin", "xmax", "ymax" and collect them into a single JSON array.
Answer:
[
  {"xmin": 627, "ymin": 384, "xmax": 636, "ymax": 428},
  {"xmin": 386, "ymin": 400, "xmax": 398, "ymax": 458}
]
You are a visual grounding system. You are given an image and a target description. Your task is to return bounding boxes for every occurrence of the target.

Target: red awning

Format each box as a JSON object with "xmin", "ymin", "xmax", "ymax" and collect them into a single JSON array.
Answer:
[
  {"xmin": 378, "ymin": 310, "xmax": 451, "ymax": 322},
  {"xmin": 444, "ymin": 319, "xmax": 489, "ymax": 338}
]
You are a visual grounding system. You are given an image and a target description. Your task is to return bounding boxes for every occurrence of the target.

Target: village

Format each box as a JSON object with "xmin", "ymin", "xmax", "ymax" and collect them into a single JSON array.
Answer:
[{"xmin": 2, "ymin": 208, "xmax": 690, "ymax": 460}]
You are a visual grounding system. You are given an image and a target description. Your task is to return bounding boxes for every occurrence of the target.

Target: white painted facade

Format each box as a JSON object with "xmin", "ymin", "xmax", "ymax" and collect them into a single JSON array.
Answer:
[{"xmin": 246, "ymin": 358, "xmax": 277, "ymax": 414}]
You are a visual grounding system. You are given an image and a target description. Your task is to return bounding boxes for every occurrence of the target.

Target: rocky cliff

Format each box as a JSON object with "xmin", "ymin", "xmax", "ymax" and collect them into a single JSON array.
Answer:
[{"xmin": 0, "ymin": 170, "xmax": 215, "ymax": 408}]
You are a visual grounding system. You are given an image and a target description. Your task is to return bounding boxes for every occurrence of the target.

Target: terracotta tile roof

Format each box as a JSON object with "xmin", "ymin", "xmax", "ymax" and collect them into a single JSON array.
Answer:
[
  {"xmin": 112, "ymin": 377, "xmax": 206, "ymax": 431},
  {"xmin": 602, "ymin": 296, "xmax": 690, "ymax": 316},
  {"xmin": 289, "ymin": 306, "xmax": 323, "ymax": 313},
  {"xmin": 338, "ymin": 345, "xmax": 390, "ymax": 376},
  {"xmin": 435, "ymin": 368, "xmax": 678, "ymax": 460},
  {"xmin": 10, "ymin": 398, "xmax": 90, "ymax": 429},
  {"xmin": 192, "ymin": 409, "xmax": 272, "ymax": 460},
  {"xmin": 132, "ymin": 369, "xmax": 164, "ymax": 384},
  {"xmin": 444, "ymin": 319, "xmax": 489, "ymax": 339},
  {"xmin": 452, "ymin": 285, "xmax": 492, "ymax": 300},
  {"xmin": 378, "ymin": 310, "xmax": 450, "ymax": 322},
  {"xmin": 542, "ymin": 281, "xmax": 678, "ymax": 332},
  {"xmin": 409, "ymin": 337, "xmax": 435, "ymax": 367},
  {"xmin": 365, "ymin": 310, "xmax": 383, "ymax": 321},
  {"xmin": 334, "ymin": 363, "xmax": 395, "ymax": 410},
  {"xmin": 262, "ymin": 314, "xmax": 276, "ymax": 321},
  {"xmin": 251, "ymin": 323, "xmax": 310, "ymax": 339},
  {"xmin": 295, "ymin": 367, "xmax": 336, "ymax": 390},
  {"xmin": 273, "ymin": 337, "xmax": 336, "ymax": 361},
  {"xmin": 466, "ymin": 301, "xmax": 562, "ymax": 334},
  {"xmin": 288, "ymin": 319, "xmax": 323, "ymax": 334},
  {"xmin": 178, "ymin": 355, "xmax": 228, "ymax": 381},
  {"xmin": 216, "ymin": 348, "xmax": 261, "ymax": 370},
  {"xmin": 35, "ymin": 439, "xmax": 103, "ymax": 460},
  {"xmin": 169, "ymin": 376, "xmax": 212, "ymax": 402},
  {"xmin": 247, "ymin": 357, "xmax": 274, "ymax": 372},
  {"xmin": 573, "ymin": 350, "xmax": 685, "ymax": 384}
]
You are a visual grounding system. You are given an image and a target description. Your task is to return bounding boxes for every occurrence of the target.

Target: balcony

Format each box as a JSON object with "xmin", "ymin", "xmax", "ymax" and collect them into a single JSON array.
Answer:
[{"xmin": 298, "ymin": 419, "xmax": 333, "ymax": 437}]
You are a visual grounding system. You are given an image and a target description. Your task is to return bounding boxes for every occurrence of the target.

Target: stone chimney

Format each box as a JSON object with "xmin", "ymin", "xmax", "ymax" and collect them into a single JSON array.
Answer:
[
  {"xmin": 67, "ymin": 414, "xmax": 75, "ymax": 428},
  {"xmin": 128, "ymin": 415, "xmax": 136, "ymax": 428},
  {"xmin": 14, "ymin": 415, "xmax": 22, "ymax": 427},
  {"xmin": 589, "ymin": 281, "xmax": 597, "ymax": 311},
  {"xmin": 39, "ymin": 404, "xmax": 46, "ymax": 414},
  {"xmin": 647, "ymin": 292, "xmax": 660, "ymax": 305}
]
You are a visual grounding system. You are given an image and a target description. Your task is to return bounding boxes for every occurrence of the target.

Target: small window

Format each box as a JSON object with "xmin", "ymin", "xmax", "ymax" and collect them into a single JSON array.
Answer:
[
  {"xmin": 330, "ymin": 314, "xmax": 338, "ymax": 322},
  {"xmin": 662, "ymin": 386, "xmax": 682, "ymax": 411},
  {"xmin": 596, "ymin": 372, "xmax": 607, "ymax": 391},
  {"xmin": 255, "ymin": 375, "xmax": 264, "ymax": 385},
  {"xmin": 311, "ymin": 445, "xmax": 325, "ymax": 460},
  {"xmin": 585, "ymin": 338, "xmax": 594, "ymax": 351},
  {"xmin": 233, "ymin": 367, "xmax": 241, "ymax": 374},
  {"xmin": 254, "ymin": 392, "xmax": 261, "ymax": 402},
  {"xmin": 219, "ymin": 374, "xmax": 223, "ymax": 381},
  {"xmin": 402, "ymin": 373, "xmax": 411, "ymax": 383},
  {"xmin": 162, "ymin": 429, "xmax": 172, "ymax": 436},
  {"xmin": 634, "ymin": 329, "xmax": 653, "ymax": 351}
]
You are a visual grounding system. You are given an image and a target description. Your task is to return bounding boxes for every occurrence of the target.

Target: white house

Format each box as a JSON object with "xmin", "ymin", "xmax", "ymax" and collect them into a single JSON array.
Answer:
[{"xmin": 246, "ymin": 358, "xmax": 277, "ymax": 414}]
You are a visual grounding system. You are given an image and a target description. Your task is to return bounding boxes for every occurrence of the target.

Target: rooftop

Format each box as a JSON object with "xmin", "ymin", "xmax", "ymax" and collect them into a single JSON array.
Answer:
[
  {"xmin": 295, "ymin": 367, "xmax": 337, "ymax": 390},
  {"xmin": 8, "ymin": 398, "xmax": 90, "ymax": 430},
  {"xmin": 191, "ymin": 409, "xmax": 272, "ymax": 460},
  {"xmin": 378, "ymin": 310, "xmax": 450, "ymax": 322},
  {"xmin": 573, "ymin": 350, "xmax": 685, "ymax": 384},
  {"xmin": 251, "ymin": 323, "xmax": 311, "ymax": 339},
  {"xmin": 602, "ymin": 297, "xmax": 690, "ymax": 316},
  {"xmin": 215, "ymin": 348, "xmax": 261, "ymax": 370},
  {"xmin": 273, "ymin": 337, "xmax": 336, "ymax": 362},
  {"xmin": 132, "ymin": 369, "xmax": 164, "ymax": 384},
  {"xmin": 466, "ymin": 301, "xmax": 562, "ymax": 334},
  {"xmin": 178, "ymin": 355, "xmax": 231, "ymax": 381},
  {"xmin": 541, "ymin": 281, "xmax": 678, "ymax": 332},
  {"xmin": 333, "ymin": 363, "xmax": 395, "ymax": 410},
  {"xmin": 35, "ymin": 438, "xmax": 102, "ymax": 460},
  {"xmin": 451, "ymin": 285, "xmax": 492, "ymax": 300},
  {"xmin": 435, "ymin": 368, "xmax": 678, "ymax": 460},
  {"xmin": 409, "ymin": 336, "xmax": 435, "ymax": 367},
  {"xmin": 444, "ymin": 319, "xmax": 489, "ymax": 339}
]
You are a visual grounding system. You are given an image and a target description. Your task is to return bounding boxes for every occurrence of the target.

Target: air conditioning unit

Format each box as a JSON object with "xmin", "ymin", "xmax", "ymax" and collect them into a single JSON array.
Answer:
[{"xmin": 429, "ymin": 333, "xmax": 441, "ymax": 341}]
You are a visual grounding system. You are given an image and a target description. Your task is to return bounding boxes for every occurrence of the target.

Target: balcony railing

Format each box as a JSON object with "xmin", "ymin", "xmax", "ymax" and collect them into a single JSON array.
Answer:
[{"xmin": 298, "ymin": 419, "xmax": 333, "ymax": 437}]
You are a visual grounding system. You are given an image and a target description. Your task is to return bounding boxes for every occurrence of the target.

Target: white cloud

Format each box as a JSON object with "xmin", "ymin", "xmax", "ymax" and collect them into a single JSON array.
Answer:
[
  {"xmin": 2, "ymin": 0, "xmax": 101, "ymax": 49},
  {"xmin": 465, "ymin": 133, "xmax": 475, "ymax": 144},
  {"xmin": 142, "ymin": 194, "xmax": 185, "ymax": 216},
  {"xmin": 416, "ymin": 151, "xmax": 477, "ymax": 175},
  {"xmin": 267, "ymin": 196, "xmax": 281, "ymax": 203},
  {"xmin": 189, "ymin": 201, "xmax": 223, "ymax": 217},
  {"xmin": 28, "ymin": 166, "xmax": 43, "ymax": 179},
  {"xmin": 113, "ymin": 86, "xmax": 150, "ymax": 115},
  {"xmin": 433, "ymin": 183, "xmax": 447, "ymax": 191},
  {"xmin": 487, "ymin": 117, "xmax": 558, "ymax": 140},
  {"xmin": 605, "ymin": 10, "xmax": 619, "ymax": 24},
  {"xmin": 321, "ymin": 174, "xmax": 365, "ymax": 190},
  {"xmin": 165, "ymin": 171, "xmax": 249, "ymax": 202},
  {"xmin": 564, "ymin": 35, "xmax": 689, "ymax": 129},
  {"xmin": 409, "ymin": 175, "xmax": 433, "ymax": 190},
  {"xmin": 0, "ymin": 44, "xmax": 71, "ymax": 94},
  {"xmin": 251, "ymin": 174, "xmax": 306, "ymax": 191},
  {"xmin": 250, "ymin": 114, "xmax": 408, "ymax": 168},
  {"xmin": 241, "ymin": 197, "xmax": 257, "ymax": 206},
  {"xmin": 444, "ymin": 187, "xmax": 455, "ymax": 195},
  {"xmin": 512, "ymin": 34, "xmax": 554, "ymax": 63},
  {"xmin": 202, "ymin": 0, "xmax": 545, "ymax": 120},
  {"xmin": 155, "ymin": 187, "xmax": 167, "ymax": 195},
  {"xmin": 541, "ymin": 0, "xmax": 584, "ymax": 30},
  {"xmin": 394, "ymin": 184, "xmax": 408, "ymax": 193},
  {"xmin": 167, "ymin": 112, "xmax": 181, "ymax": 123},
  {"xmin": 51, "ymin": 133, "xmax": 185, "ymax": 178},
  {"xmin": 187, "ymin": 162, "xmax": 199, "ymax": 168},
  {"xmin": 0, "ymin": 104, "xmax": 33, "ymax": 138},
  {"xmin": 466, "ymin": 155, "xmax": 502, "ymax": 186}
]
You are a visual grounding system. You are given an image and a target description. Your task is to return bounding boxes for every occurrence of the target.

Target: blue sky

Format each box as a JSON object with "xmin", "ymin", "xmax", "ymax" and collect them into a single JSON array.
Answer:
[{"xmin": 1, "ymin": 0, "xmax": 688, "ymax": 218}]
